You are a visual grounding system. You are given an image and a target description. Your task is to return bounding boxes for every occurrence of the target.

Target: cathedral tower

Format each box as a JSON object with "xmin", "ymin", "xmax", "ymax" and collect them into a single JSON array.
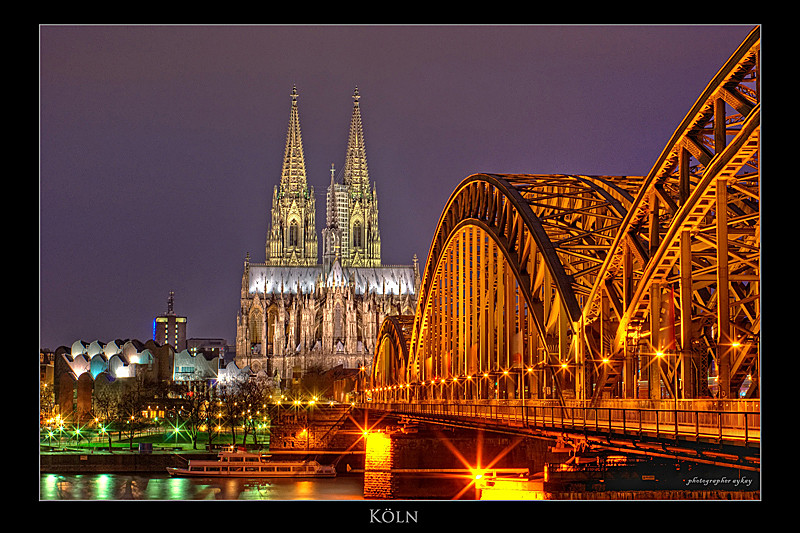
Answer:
[
  {"xmin": 237, "ymin": 87, "xmax": 417, "ymax": 385},
  {"xmin": 322, "ymin": 163, "xmax": 347, "ymax": 272},
  {"xmin": 266, "ymin": 86, "xmax": 318, "ymax": 266},
  {"xmin": 333, "ymin": 87, "xmax": 381, "ymax": 268}
]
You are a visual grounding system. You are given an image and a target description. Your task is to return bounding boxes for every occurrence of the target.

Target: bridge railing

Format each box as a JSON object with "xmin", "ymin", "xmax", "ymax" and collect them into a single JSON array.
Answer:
[{"xmin": 363, "ymin": 400, "xmax": 760, "ymax": 447}]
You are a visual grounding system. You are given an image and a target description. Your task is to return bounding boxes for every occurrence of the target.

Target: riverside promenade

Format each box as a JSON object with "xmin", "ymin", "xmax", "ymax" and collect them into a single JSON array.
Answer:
[{"xmin": 40, "ymin": 444, "xmax": 217, "ymax": 474}]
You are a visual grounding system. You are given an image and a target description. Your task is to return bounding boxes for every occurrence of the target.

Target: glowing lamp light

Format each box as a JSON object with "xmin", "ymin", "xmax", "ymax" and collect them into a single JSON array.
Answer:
[
  {"xmin": 365, "ymin": 431, "xmax": 391, "ymax": 468},
  {"xmin": 561, "ymin": 362, "xmax": 568, "ymax": 369},
  {"xmin": 656, "ymin": 351, "xmax": 665, "ymax": 358}
]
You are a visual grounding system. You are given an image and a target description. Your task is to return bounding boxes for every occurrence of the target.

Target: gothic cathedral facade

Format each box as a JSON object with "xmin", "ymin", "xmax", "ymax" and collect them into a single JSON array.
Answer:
[{"xmin": 235, "ymin": 87, "xmax": 418, "ymax": 385}]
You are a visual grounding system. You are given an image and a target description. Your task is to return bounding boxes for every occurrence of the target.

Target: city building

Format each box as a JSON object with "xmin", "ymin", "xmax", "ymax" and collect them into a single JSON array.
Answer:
[
  {"xmin": 235, "ymin": 87, "xmax": 418, "ymax": 387},
  {"xmin": 187, "ymin": 337, "xmax": 235, "ymax": 364},
  {"xmin": 53, "ymin": 339, "xmax": 174, "ymax": 423},
  {"xmin": 52, "ymin": 337, "xmax": 253, "ymax": 423},
  {"xmin": 41, "ymin": 348, "xmax": 55, "ymax": 385},
  {"xmin": 153, "ymin": 291, "xmax": 186, "ymax": 351}
]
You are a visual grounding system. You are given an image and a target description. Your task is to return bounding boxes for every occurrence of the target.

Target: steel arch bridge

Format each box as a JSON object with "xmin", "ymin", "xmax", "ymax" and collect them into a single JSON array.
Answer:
[{"xmin": 370, "ymin": 28, "xmax": 759, "ymax": 412}]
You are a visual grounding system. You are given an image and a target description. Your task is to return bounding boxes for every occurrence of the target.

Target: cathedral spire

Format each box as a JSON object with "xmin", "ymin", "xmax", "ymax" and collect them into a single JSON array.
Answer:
[
  {"xmin": 343, "ymin": 86, "xmax": 370, "ymax": 197},
  {"xmin": 338, "ymin": 87, "xmax": 380, "ymax": 267},
  {"xmin": 327, "ymin": 163, "xmax": 337, "ymax": 229},
  {"xmin": 323, "ymin": 162, "xmax": 344, "ymax": 272},
  {"xmin": 266, "ymin": 86, "xmax": 317, "ymax": 266},
  {"xmin": 279, "ymin": 85, "xmax": 308, "ymax": 195}
]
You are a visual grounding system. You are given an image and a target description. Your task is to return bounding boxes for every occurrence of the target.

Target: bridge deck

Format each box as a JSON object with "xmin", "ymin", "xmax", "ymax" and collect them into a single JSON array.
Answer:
[{"xmin": 362, "ymin": 400, "xmax": 760, "ymax": 449}]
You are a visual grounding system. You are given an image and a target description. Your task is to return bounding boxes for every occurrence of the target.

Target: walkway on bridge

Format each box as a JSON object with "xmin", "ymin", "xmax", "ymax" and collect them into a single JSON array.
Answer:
[{"xmin": 361, "ymin": 399, "xmax": 760, "ymax": 471}]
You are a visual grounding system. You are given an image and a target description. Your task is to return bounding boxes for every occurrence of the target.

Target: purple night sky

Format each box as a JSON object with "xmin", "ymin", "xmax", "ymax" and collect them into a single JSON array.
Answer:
[{"xmin": 39, "ymin": 24, "xmax": 755, "ymax": 350}]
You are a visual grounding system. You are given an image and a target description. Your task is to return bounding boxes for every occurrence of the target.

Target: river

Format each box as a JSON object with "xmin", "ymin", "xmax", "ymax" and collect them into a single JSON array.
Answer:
[{"xmin": 39, "ymin": 472, "xmax": 366, "ymax": 500}]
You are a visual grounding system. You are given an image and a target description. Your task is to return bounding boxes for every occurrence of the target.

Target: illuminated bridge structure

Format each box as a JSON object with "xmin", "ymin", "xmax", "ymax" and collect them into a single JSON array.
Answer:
[{"xmin": 363, "ymin": 27, "xmax": 760, "ymax": 470}]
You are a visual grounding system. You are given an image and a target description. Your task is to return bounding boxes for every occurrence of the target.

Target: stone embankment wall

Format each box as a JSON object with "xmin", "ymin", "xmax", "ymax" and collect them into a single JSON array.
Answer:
[
  {"xmin": 269, "ymin": 405, "xmax": 355, "ymax": 450},
  {"xmin": 40, "ymin": 452, "xmax": 216, "ymax": 473}
]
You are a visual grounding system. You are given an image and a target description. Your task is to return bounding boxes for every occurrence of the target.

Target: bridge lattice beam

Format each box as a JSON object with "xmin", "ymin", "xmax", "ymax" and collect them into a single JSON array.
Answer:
[{"xmin": 371, "ymin": 27, "xmax": 760, "ymax": 406}]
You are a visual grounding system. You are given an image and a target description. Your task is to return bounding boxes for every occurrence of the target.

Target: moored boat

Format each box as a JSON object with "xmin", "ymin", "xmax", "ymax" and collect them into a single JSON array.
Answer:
[{"xmin": 166, "ymin": 446, "xmax": 336, "ymax": 478}]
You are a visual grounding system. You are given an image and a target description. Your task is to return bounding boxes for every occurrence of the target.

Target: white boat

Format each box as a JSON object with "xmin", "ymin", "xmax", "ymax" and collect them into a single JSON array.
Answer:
[{"xmin": 166, "ymin": 446, "xmax": 337, "ymax": 478}]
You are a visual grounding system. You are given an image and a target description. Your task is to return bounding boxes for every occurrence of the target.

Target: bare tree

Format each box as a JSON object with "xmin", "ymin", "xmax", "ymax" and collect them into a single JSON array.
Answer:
[
  {"xmin": 92, "ymin": 384, "xmax": 119, "ymax": 452},
  {"xmin": 215, "ymin": 375, "xmax": 273, "ymax": 446},
  {"xmin": 216, "ymin": 376, "xmax": 245, "ymax": 444},
  {"xmin": 174, "ymin": 386, "xmax": 211, "ymax": 450},
  {"xmin": 204, "ymin": 396, "xmax": 225, "ymax": 449},
  {"xmin": 117, "ymin": 383, "xmax": 149, "ymax": 450},
  {"xmin": 238, "ymin": 377, "xmax": 272, "ymax": 447}
]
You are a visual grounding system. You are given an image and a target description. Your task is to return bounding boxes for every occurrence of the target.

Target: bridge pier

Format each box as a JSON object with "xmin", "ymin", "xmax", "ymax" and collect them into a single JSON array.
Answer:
[{"xmin": 358, "ymin": 413, "xmax": 554, "ymax": 499}]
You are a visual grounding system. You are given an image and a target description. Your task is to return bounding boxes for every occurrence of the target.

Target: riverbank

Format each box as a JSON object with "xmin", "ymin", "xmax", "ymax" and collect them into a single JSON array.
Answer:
[
  {"xmin": 40, "ymin": 447, "xmax": 364, "ymax": 474},
  {"xmin": 40, "ymin": 449, "xmax": 216, "ymax": 473}
]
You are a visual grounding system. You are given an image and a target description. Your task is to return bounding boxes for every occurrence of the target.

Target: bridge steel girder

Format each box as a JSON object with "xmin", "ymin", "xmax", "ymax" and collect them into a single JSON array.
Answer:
[
  {"xmin": 584, "ymin": 26, "xmax": 760, "ymax": 402},
  {"xmin": 370, "ymin": 173, "xmax": 641, "ymax": 404},
  {"xmin": 369, "ymin": 27, "xmax": 760, "ymax": 408},
  {"xmin": 372, "ymin": 315, "xmax": 414, "ymax": 401}
]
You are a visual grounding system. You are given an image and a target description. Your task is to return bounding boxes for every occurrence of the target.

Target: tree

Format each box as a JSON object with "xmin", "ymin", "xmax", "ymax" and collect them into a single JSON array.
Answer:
[
  {"xmin": 92, "ymin": 384, "xmax": 120, "ymax": 452},
  {"xmin": 118, "ymin": 386, "xmax": 149, "ymax": 450},
  {"xmin": 176, "ymin": 388, "xmax": 210, "ymax": 451},
  {"xmin": 215, "ymin": 375, "xmax": 273, "ymax": 446},
  {"xmin": 204, "ymin": 397, "xmax": 225, "ymax": 449},
  {"xmin": 100, "ymin": 372, "xmax": 159, "ymax": 450},
  {"xmin": 216, "ymin": 376, "xmax": 245, "ymax": 444},
  {"xmin": 238, "ymin": 377, "xmax": 272, "ymax": 446},
  {"xmin": 40, "ymin": 383, "xmax": 55, "ymax": 423}
]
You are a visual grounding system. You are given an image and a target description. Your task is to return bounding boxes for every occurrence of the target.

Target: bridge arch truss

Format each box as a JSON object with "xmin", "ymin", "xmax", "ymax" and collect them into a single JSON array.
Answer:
[{"xmin": 370, "ymin": 27, "xmax": 760, "ymax": 406}]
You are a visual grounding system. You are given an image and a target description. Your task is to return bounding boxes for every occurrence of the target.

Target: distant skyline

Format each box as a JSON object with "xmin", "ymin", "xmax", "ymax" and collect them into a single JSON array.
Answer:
[{"xmin": 39, "ymin": 24, "xmax": 756, "ymax": 350}]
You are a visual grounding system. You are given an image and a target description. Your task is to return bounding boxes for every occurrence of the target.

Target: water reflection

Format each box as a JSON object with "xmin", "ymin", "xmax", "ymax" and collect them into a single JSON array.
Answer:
[{"xmin": 40, "ymin": 474, "xmax": 364, "ymax": 501}]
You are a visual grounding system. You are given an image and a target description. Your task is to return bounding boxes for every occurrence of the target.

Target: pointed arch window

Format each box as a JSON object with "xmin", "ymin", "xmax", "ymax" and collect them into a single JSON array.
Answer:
[
  {"xmin": 289, "ymin": 221, "xmax": 299, "ymax": 247},
  {"xmin": 353, "ymin": 221, "xmax": 362, "ymax": 248},
  {"xmin": 334, "ymin": 303, "xmax": 344, "ymax": 341},
  {"xmin": 249, "ymin": 307, "xmax": 263, "ymax": 345}
]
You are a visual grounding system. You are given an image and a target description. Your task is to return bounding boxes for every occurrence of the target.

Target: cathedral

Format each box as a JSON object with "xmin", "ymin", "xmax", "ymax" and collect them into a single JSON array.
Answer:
[{"xmin": 235, "ymin": 87, "xmax": 419, "ymax": 385}]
